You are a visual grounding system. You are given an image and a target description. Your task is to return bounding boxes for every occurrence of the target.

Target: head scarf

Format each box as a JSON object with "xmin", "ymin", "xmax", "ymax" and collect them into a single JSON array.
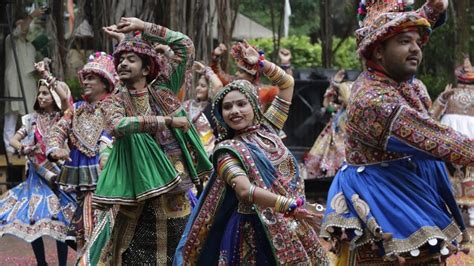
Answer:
[{"xmin": 212, "ymin": 80, "xmax": 262, "ymax": 141}]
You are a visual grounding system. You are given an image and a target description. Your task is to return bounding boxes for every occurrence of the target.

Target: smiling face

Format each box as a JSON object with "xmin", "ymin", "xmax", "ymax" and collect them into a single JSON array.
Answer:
[
  {"xmin": 196, "ymin": 76, "xmax": 209, "ymax": 101},
  {"xmin": 82, "ymin": 73, "xmax": 108, "ymax": 102},
  {"xmin": 221, "ymin": 90, "xmax": 255, "ymax": 131},
  {"xmin": 373, "ymin": 31, "xmax": 423, "ymax": 82},
  {"xmin": 117, "ymin": 52, "xmax": 150, "ymax": 85},
  {"xmin": 36, "ymin": 85, "xmax": 54, "ymax": 111}
]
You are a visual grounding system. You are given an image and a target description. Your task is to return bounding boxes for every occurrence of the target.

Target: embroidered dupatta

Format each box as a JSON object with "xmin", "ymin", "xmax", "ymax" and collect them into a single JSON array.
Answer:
[{"xmin": 175, "ymin": 137, "xmax": 327, "ymax": 265}]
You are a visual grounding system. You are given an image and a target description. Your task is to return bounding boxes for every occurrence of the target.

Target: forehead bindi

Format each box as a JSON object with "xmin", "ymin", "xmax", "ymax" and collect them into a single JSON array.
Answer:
[{"xmin": 223, "ymin": 91, "xmax": 247, "ymax": 104}]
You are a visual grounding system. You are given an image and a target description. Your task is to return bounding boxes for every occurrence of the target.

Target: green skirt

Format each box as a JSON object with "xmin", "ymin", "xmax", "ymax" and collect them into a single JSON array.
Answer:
[{"xmin": 92, "ymin": 133, "xmax": 180, "ymax": 206}]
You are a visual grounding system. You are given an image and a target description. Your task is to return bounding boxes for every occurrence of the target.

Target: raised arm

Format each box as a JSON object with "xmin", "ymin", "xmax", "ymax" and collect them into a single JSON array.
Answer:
[
  {"xmin": 142, "ymin": 22, "xmax": 194, "ymax": 93},
  {"xmin": 34, "ymin": 59, "xmax": 72, "ymax": 112},
  {"xmin": 211, "ymin": 44, "xmax": 232, "ymax": 86}
]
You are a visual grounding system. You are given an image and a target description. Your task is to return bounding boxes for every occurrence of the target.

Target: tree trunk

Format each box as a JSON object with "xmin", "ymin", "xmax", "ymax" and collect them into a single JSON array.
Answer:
[
  {"xmin": 453, "ymin": 0, "xmax": 470, "ymax": 66},
  {"xmin": 320, "ymin": 0, "xmax": 332, "ymax": 68},
  {"xmin": 50, "ymin": 0, "xmax": 66, "ymax": 79},
  {"xmin": 216, "ymin": 0, "xmax": 240, "ymax": 72}
]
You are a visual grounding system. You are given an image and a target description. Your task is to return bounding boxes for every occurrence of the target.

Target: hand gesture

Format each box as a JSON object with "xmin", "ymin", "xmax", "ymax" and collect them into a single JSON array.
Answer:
[
  {"xmin": 213, "ymin": 43, "xmax": 227, "ymax": 56},
  {"xmin": 34, "ymin": 58, "xmax": 51, "ymax": 78},
  {"xmin": 153, "ymin": 44, "xmax": 168, "ymax": 53},
  {"xmin": 293, "ymin": 207, "xmax": 323, "ymax": 228},
  {"xmin": 278, "ymin": 48, "xmax": 292, "ymax": 64},
  {"xmin": 440, "ymin": 84, "xmax": 454, "ymax": 101},
  {"xmin": 103, "ymin": 25, "xmax": 126, "ymax": 42},
  {"xmin": 50, "ymin": 149, "xmax": 71, "ymax": 162},
  {"xmin": 333, "ymin": 69, "xmax": 346, "ymax": 83},
  {"xmin": 239, "ymin": 40, "xmax": 259, "ymax": 65},
  {"xmin": 30, "ymin": 7, "xmax": 45, "ymax": 18},
  {"xmin": 193, "ymin": 61, "xmax": 206, "ymax": 74},
  {"xmin": 427, "ymin": 0, "xmax": 448, "ymax": 12},
  {"xmin": 116, "ymin": 17, "xmax": 145, "ymax": 33},
  {"xmin": 170, "ymin": 117, "xmax": 190, "ymax": 133}
]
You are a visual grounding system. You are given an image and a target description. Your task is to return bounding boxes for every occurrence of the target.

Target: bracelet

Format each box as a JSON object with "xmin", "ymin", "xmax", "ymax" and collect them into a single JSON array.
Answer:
[
  {"xmin": 258, "ymin": 51, "xmax": 265, "ymax": 67},
  {"xmin": 248, "ymin": 184, "xmax": 256, "ymax": 203},
  {"xmin": 284, "ymin": 197, "xmax": 305, "ymax": 217}
]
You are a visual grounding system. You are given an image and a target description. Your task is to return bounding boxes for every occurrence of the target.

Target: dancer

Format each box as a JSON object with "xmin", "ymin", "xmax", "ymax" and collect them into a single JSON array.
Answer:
[
  {"xmin": 175, "ymin": 44, "xmax": 329, "ymax": 265},
  {"xmin": 305, "ymin": 70, "xmax": 352, "ymax": 179},
  {"xmin": 183, "ymin": 61, "xmax": 222, "ymax": 156},
  {"xmin": 432, "ymin": 55, "xmax": 474, "ymax": 226},
  {"xmin": 321, "ymin": 0, "xmax": 473, "ymax": 264},
  {"xmin": 90, "ymin": 17, "xmax": 212, "ymax": 265},
  {"xmin": 46, "ymin": 52, "xmax": 118, "ymax": 252},
  {"xmin": 0, "ymin": 60, "xmax": 75, "ymax": 266}
]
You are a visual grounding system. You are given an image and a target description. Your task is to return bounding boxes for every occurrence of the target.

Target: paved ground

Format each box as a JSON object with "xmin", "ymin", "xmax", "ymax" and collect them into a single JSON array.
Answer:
[
  {"xmin": 0, "ymin": 229, "xmax": 473, "ymax": 265},
  {"xmin": 0, "ymin": 235, "xmax": 76, "ymax": 265}
]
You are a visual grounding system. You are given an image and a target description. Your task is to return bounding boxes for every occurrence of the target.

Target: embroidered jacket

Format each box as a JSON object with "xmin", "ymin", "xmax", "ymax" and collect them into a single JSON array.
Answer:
[{"xmin": 345, "ymin": 70, "xmax": 474, "ymax": 166}]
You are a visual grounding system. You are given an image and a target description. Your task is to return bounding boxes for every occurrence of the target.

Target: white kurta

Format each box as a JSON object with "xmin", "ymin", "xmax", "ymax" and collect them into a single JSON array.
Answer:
[{"xmin": 4, "ymin": 30, "xmax": 37, "ymax": 114}]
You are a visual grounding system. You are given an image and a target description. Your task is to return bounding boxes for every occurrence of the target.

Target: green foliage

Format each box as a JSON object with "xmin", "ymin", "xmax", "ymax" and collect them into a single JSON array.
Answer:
[
  {"xmin": 65, "ymin": 76, "xmax": 83, "ymax": 101},
  {"xmin": 249, "ymin": 36, "xmax": 321, "ymax": 68},
  {"xmin": 248, "ymin": 36, "xmax": 360, "ymax": 70},
  {"xmin": 333, "ymin": 37, "xmax": 361, "ymax": 70},
  {"xmin": 418, "ymin": 73, "xmax": 450, "ymax": 100}
]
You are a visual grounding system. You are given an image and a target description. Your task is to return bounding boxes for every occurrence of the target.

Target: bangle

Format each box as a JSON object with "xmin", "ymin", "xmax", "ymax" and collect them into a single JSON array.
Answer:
[
  {"xmin": 258, "ymin": 51, "xmax": 265, "ymax": 67},
  {"xmin": 284, "ymin": 197, "xmax": 304, "ymax": 217},
  {"xmin": 248, "ymin": 184, "xmax": 256, "ymax": 203}
]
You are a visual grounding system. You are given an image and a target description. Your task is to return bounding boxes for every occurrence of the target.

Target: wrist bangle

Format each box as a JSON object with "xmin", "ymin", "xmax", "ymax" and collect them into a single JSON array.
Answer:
[{"xmin": 248, "ymin": 184, "xmax": 256, "ymax": 203}]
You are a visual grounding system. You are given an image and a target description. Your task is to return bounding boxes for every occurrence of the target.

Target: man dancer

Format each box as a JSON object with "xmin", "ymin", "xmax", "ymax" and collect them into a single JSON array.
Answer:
[
  {"xmin": 91, "ymin": 17, "xmax": 212, "ymax": 265},
  {"xmin": 321, "ymin": 0, "xmax": 474, "ymax": 264}
]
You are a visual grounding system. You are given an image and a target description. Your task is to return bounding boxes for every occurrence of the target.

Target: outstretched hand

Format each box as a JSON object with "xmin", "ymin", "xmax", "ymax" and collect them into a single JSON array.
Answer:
[{"xmin": 116, "ymin": 17, "xmax": 145, "ymax": 33}]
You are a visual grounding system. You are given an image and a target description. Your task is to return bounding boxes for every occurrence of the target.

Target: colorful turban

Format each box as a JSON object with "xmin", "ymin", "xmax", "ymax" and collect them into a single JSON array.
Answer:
[
  {"xmin": 455, "ymin": 56, "xmax": 474, "ymax": 84},
  {"xmin": 78, "ymin": 51, "xmax": 118, "ymax": 91},
  {"xmin": 356, "ymin": 0, "xmax": 433, "ymax": 59}
]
